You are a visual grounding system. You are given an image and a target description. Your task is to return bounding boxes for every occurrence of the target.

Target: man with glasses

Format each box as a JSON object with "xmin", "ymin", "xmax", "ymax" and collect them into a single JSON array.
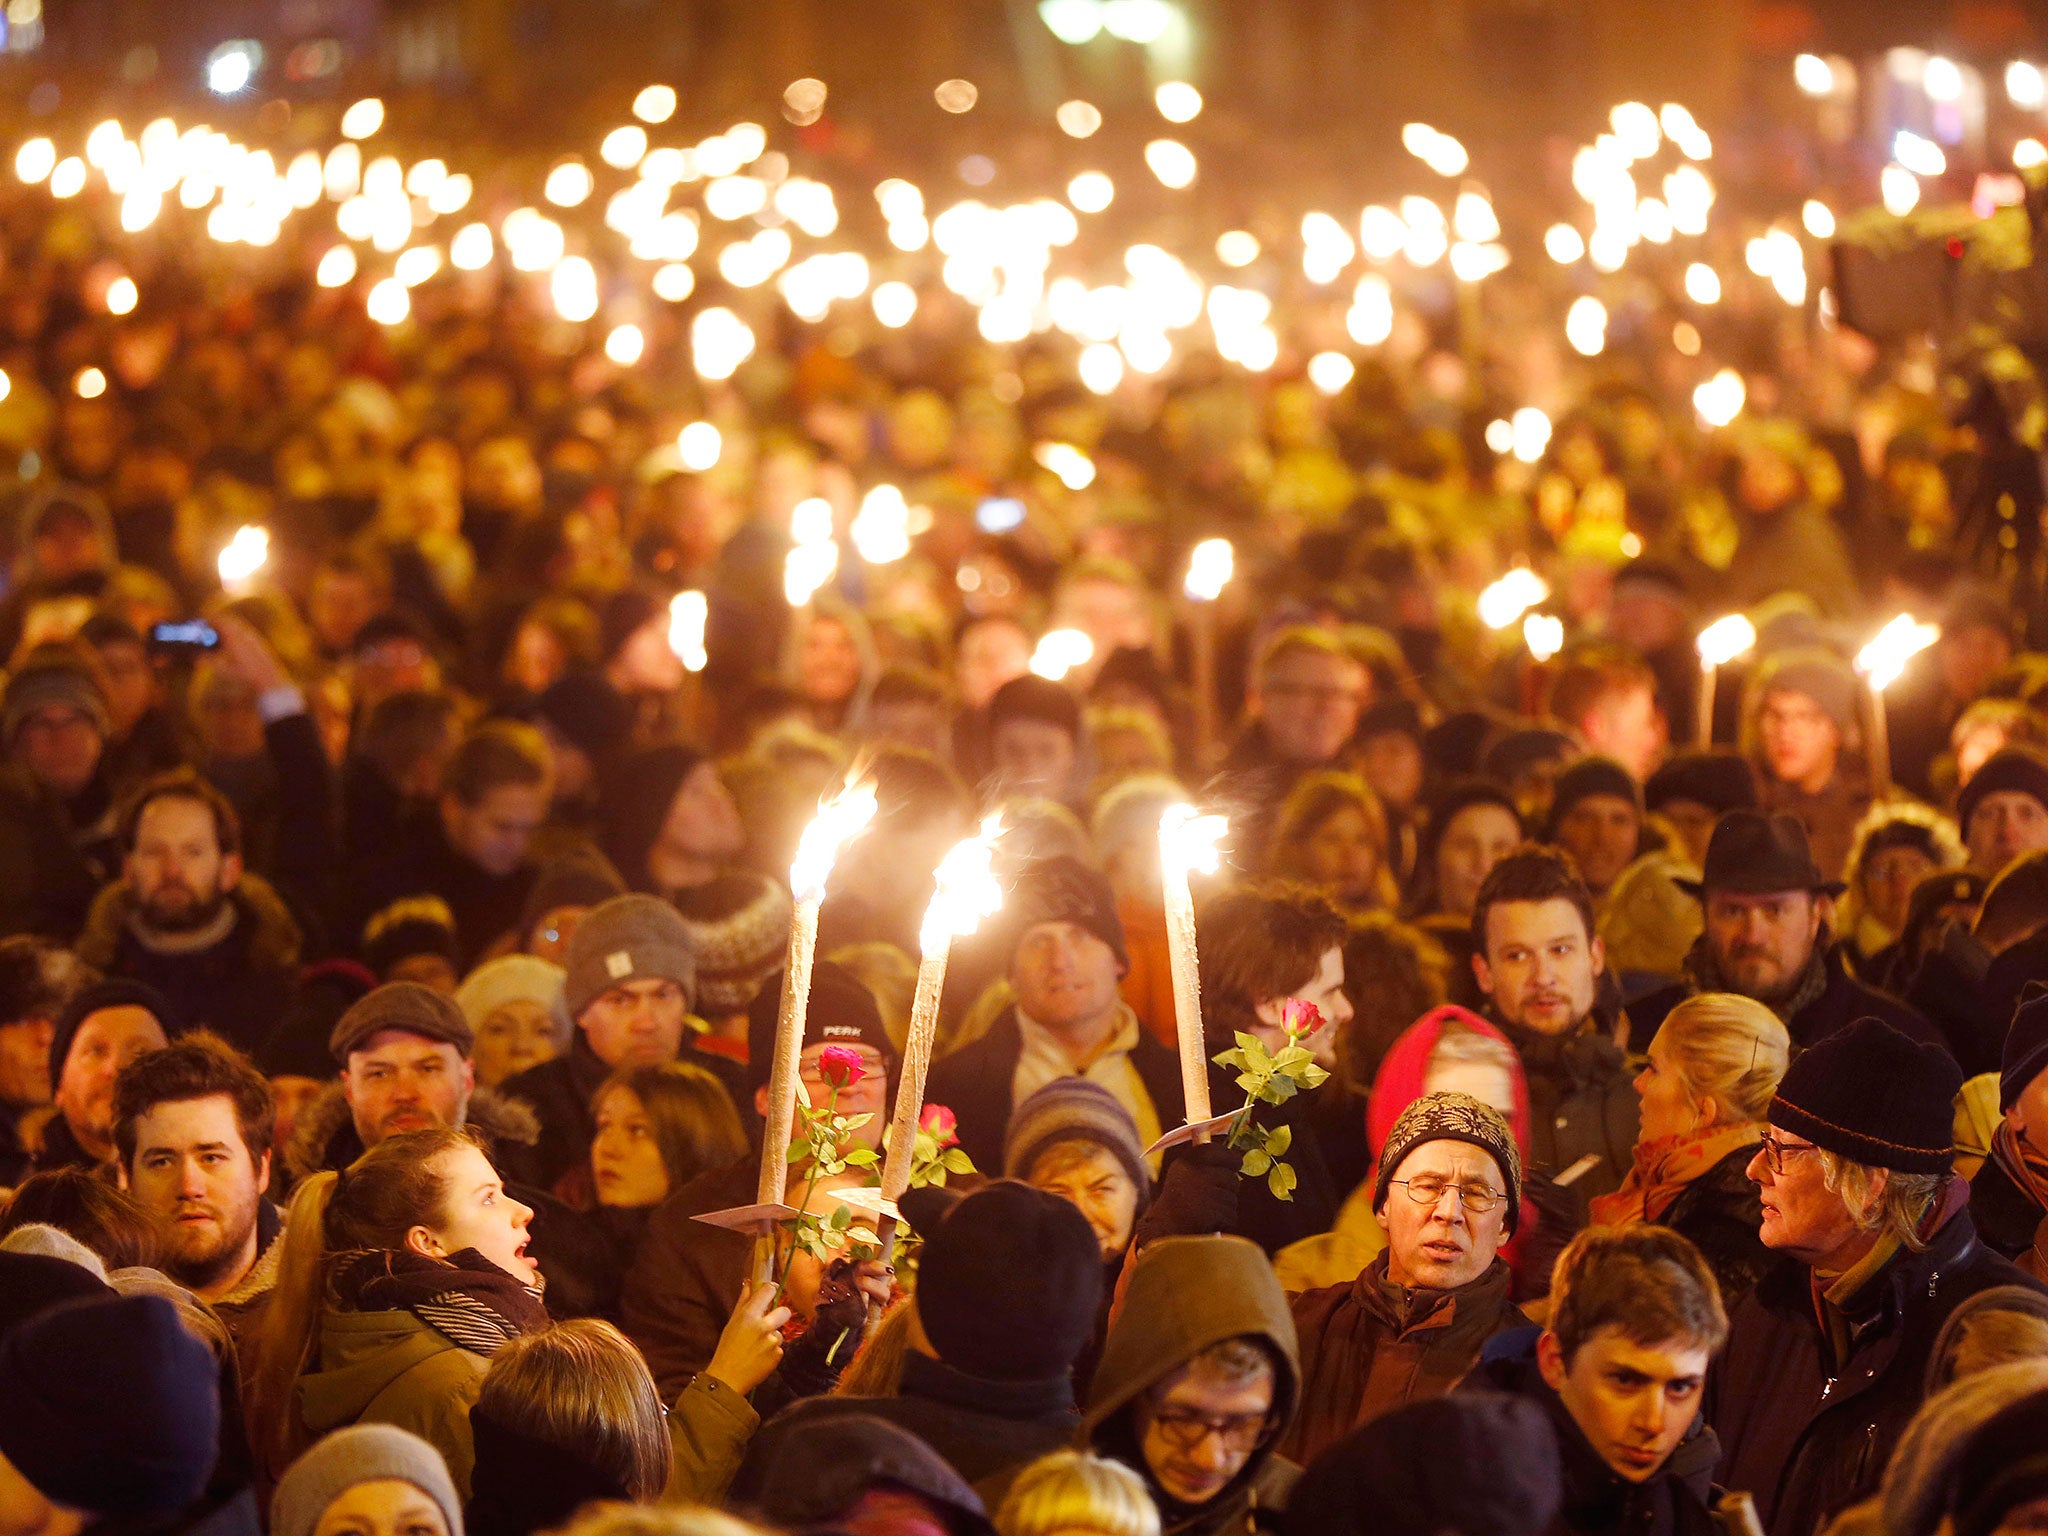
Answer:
[
  {"xmin": 1085, "ymin": 1234, "xmax": 1302, "ymax": 1534},
  {"xmin": 1219, "ymin": 628, "xmax": 1369, "ymax": 850},
  {"xmin": 1282, "ymin": 1091, "xmax": 1527, "ymax": 1465},
  {"xmin": 1711, "ymin": 1016, "xmax": 2043, "ymax": 1536}
]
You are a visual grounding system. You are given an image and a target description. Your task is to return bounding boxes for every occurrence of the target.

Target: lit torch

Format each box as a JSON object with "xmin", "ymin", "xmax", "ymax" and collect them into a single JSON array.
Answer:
[
  {"xmin": 217, "ymin": 525, "xmax": 269, "ymax": 596},
  {"xmin": 1183, "ymin": 538, "xmax": 1234, "ymax": 767},
  {"xmin": 1855, "ymin": 614, "xmax": 1940, "ymax": 795},
  {"xmin": 1029, "ymin": 628, "xmax": 1095, "ymax": 683},
  {"xmin": 1694, "ymin": 613, "xmax": 1756, "ymax": 748},
  {"xmin": 1478, "ymin": 567, "xmax": 1548, "ymax": 631},
  {"xmin": 1159, "ymin": 804, "xmax": 1228, "ymax": 1136}
]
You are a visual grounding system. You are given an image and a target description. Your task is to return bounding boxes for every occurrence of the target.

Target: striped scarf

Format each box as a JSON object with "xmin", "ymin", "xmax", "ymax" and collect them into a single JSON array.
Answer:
[{"xmin": 332, "ymin": 1247, "xmax": 549, "ymax": 1355}]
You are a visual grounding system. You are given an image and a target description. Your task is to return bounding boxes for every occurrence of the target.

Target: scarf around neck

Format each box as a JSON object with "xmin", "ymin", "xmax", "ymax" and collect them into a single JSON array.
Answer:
[
  {"xmin": 1588, "ymin": 1121, "xmax": 1762, "ymax": 1227},
  {"xmin": 1993, "ymin": 1121, "xmax": 2048, "ymax": 1281},
  {"xmin": 1682, "ymin": 927, "xmax": 1831, "ymax": 1026},
  {"xmin": 332, "ymin": 1246, "xmax": 549, "ymax": 1355}
]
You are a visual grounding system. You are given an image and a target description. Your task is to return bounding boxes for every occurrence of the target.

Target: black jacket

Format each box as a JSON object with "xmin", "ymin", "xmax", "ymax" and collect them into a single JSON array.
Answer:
[
  {"xmin": 1660, "ymin": 1144, "xmax": 1774, "ymax": 1311},
  {"xmin": 1474, "ymin": 1327, "xmax": 1725, "ymax": 1536},
  {"xmin": 1493, "ymin": 1015, "xmax": 1640, "ymax": 1226},
  {"xmin": 925, "ymin": 1005, "xmax": 1186, "ymax": 1177},
  {"xmin": 1969, "ymin": 1152, "xmax": 2045, "ymax": 1264},
  {"xmin": 341, "ymin": 808, "xmax": 537, "ymax": 967},
  {"xmin": 0, "ymin": 760, "xmax": 116, "ymax": 940},
  {"xmin": 1707, "ymin": 1206, "xmax": 2045, "ymax": 1536},
  {"xmin": 1629, "ymin": 945, "xmax": 1943, "ymax": 1057}
]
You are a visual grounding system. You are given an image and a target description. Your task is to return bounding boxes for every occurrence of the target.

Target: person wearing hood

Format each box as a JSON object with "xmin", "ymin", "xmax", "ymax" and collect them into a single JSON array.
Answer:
[
  {"xmin": 1470, "ymin": 1226, "xmax": 1732, "ymax": 1536},
  {"xmin": 1084, "ymin": 1234, "xmax": 1302, "ymax": 1536},
  {"xmin": 733, "ymin": 1181, "xmax": 1103, "ymax": 1507},
  {"xmin": 1742, "ymin": 646, "xmax": 1870, "ymax": 885},
  {"xmin": 1708, "ymin": 1017, "xmax": 2044, "ymax": 1536},
  {"xmin": 0, "ymin": 648, "xmax": 125, "ymax": 939},
  {"xmin": 597, "ymin": 744, "xmax": 747, "ymax": 903},
  {"xmin": 76, "ymin": 769, "xmax": 299, "ymax": 1057},
  {"xmin": 245, "ymin": 1124, "xmax": 549, "ymax": 1497},
  {"xmin": 1281, "ymin": 1091, "xmax": 1528, "ymax": 1465}
]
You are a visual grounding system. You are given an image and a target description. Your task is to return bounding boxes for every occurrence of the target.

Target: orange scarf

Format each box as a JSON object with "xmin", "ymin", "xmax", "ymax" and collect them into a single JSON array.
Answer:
[
  {"xmin": 1993, "ymin": 1121, "xmax": 2048, "ymax": 1282},
  {"xmin": 1588, "ymin": 1122, "xmax": 1762, "ymax": 1228}
]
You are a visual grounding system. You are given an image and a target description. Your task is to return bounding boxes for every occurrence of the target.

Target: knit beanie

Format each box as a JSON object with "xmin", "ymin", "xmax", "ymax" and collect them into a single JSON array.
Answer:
[
  {"xmin": 1481, "ymin": 728, "xmax": 1578, "ymax": 787},
  {"xmin": 0, "ymin": 1293, "xmax": 218, "ymax": 1518},
  {"xmin": 1952, "ymin": 1386, "xmax": 2048, "ymax": 1536},
  {"xmin": 329, "ymin": 981, "xmax": 475, "ymax": 1064},
  {"xmin": 533, "ymin": 672, "xmax": 634, "ymax": 763},
  {"xmin": 899, "ymin": 1180, "xmax": 1103, "ymax": 1382},
  {"xmin": 455, "ymin": 956, "xmax": 569, "ymax": 1047},
  {"xmin": 1958, "ymin": 748, "xmax": 2048, "ymax": 835},
  {"xmin": 988, "ymin": 673, "xmax": 1082, "ymax": 741},
  {"xmin": 2, "ymin": 650, "xmax": 109, "ymax": 744},
  {"xmin": 1283, "ymin": 1393, "xmax": 1561, "ymax": 1536},
  {"xmin": 1755, "ymin": 647, "xmax": 1860, "ymax": 735},
  {"xmin": 1003, "ymin": 855, "xmax": 1129, "ymax": 974},
  {"xmin": 751, "ymin": 1414, "xmax": 992, "ymax": 1536},
  {"xmin": 1545, "ymin": 755, "xmax": 1642, "ymax": 836},
  {"xmin": 562, "ymin": 893, "xmax": 698, "ymax": 1020},
  {"xmin": 745, "ymin": 958, "xmax": 898, "ymax": 1093},
  {"xmin": 2002, "ymin": 985, "xmax": 2048, "ymax": 1113},
  {"xmin": 1373, "ymin": 1091, "xmax": 1523, "ymax": 1234},
  {"xmin": 671, "ymin": 872, "xmax": 795, "ymax": 1016},
  {"xmin": 1003, "ymin": 1077, "xmax": 1153, "ymax": 1199},
  {"xmin": 1769, "ymin": 1015, "xmax": 1961, "ymax": 1175},
  {"xmin": 273, "ymin": 1424, "xmax": 464, "ymax": 1536},
  {"xmin": 48, "ymin": 977, "xmax": 176, "ymax": 1090},
  {"xmin": 0, "ymin": 1249, "xmax": 111, "ymax": 1338},
  {"xmin": 1645, "ymin": 749, "xmax": 1759, "ymax": 817}
]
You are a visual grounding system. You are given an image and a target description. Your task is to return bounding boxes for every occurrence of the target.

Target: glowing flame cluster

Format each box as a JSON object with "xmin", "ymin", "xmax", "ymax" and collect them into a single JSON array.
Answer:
[
  {"xmin": 1479, "ymin": 568, "xmax": 1550, "ymax": 630},
  {"xmin": 217, "ymin": 524, "xmax": 269, "ymax": 590},
  {"xmin": 1857, "ymin": 614, "xmax": 1941, "ymax": 693},
  {"xmin": 1030, "ymin": 628, "xmax": 1095, "ymax": 682},
  {"xmin": 850, "ymin": 484, "xmax": 913, "ymax": 565},
  {"xmin": 1695, "ymin": 613, "xmax": 1757, "ymax": 670},
  {"xmin": 920, "ymin": 816, "xmax": 1008, "ymax": 956},
  {"xmin": 1159, "ymin": 803, "xmax": 1229, "ymax": 880},
  {"xmin": 784, "ymin": 496, "xmax": 840, "ymax": 606},
  {"xmin": 790, "ymin": 781, "xmax": 880, "ymax": 904},
  {"xmin": 1183, "ymin": 538, "xmax": 1235, "ymax": 602},
  {"xmin": 667, "ymin": 590, "xmax": 708, "ymax": 672}
]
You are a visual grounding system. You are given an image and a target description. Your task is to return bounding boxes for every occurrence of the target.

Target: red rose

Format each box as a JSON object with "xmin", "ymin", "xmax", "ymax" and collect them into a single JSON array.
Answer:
[
  {"xmin": 1280, "ymin": 999, "xmax": 1326, "ymax": 1037},
  {"xmin": 816, "ymin": 1044, "xmax": 867, "ymax": 1089},
  {"xmin": 921, "ymin": 1104, "xmax": 959, "ymax": 1144}
]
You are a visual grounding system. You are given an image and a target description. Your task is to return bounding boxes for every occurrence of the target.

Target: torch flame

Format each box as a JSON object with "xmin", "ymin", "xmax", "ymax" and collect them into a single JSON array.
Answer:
[
  {"xmin": 1184, "ymin": 538, "xmax": 1235, "ymax": 602},
  {"xmin": 1030, "ymin": 628, "xmax": 1095, "ymax": 682},
  {"xmin": 919, "ymin": 815, "xmax": 1006, "ymax": 956},
  {"xmin": 1696, "ymin": 613, "xmax": 1757, "ymax": 671},
  {"xmin": 1523, "ymin": 612, "xmax": 1564, "ymax": 662},
  {"xmin": 1160, "ymin": 803, "xmax": 1229, "ymax": 879},
  {"xmin": 1856, "ymin": 614, "xmax": 1941, "ymax": 693},
  {"xmin": 217, "ymin": 525, "xmax": 270, "ymax": 590},
  {"xmin": 789, "ymin": 780, "xmax": 879, "ymax": 903},
  {"xmin": 667, "ymin": 590, "xmax": 708, "ymax": 672},
  {"xmin": 1477, "ymin": 567, "xmax": 1549, "ymax": 630}
]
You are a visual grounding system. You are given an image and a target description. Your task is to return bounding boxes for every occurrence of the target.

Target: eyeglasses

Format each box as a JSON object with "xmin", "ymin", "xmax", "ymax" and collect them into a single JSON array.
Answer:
[
  {"xmin": 1757, "ymin": 1133, "xmax": 1819, "ymax": 1176},
  {"xmin": 1148, "ymin": 1407, "xmax": 1274, "ymax": 1454},
  {"xmin": 1388, "ymin": 1177, "xmax": 1505, "ymax": 1214}
]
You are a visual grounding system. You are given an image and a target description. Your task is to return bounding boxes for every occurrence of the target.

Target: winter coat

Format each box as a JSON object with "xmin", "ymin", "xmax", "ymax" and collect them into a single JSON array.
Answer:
[
  {"xmin": 925, "ymin": 1004, "xmax": 1186, "ymax": 1178},
  {"xmin": 341, "ymin": 807, "xmax": 538, "ymax": 967},
  {"xmin": 621, "ymin": 1156, "xmax": 758, "ymax": 1399},
  {"xmin": 1492, "ymin": 1015, "xmax": 1640, "ymax": 1224},
  {"xmin": 1281, "ymin": 1251, "xmax": 1524, "ymax": 1467},
  {"xmin": 298, "ymin": 1306, "xmax": 490, "ymax": 1499},
  {"xmin": 1085, "ymin": 1236, "xmax": 1302, "ymax": 1536},
  {"xmin": 1473, "ymin": 1327, "xmax": 1727, "ymax": 1536},
  {"xmin": 0, "ymin": 759, "xmax": 115, "ymax": 940},
  {"xmin": 1707, "ymin": 1207, "xmax": 2045, "ymax": 1536},
  {"xmin": 75, "ymin": 874, "xmax": 301, "ymax": 1056},
  {"xmin": 209, "ymin": 1201, "xmax": 284, "ymax": 1352},
  {"xmin": 1969, "ymin": 1152, "xmax": 2045, "ymax": 1265},
  {"xmin": 1656, "ymin": 1143, "xmax": 1774, "ymax": 1312},
  {"xmin": 1628, "ymin": 945, "xmax": 1942, "ymax": 1057},
  {"xmin": 734, "ymin": 1349, "xmax": 1080, "ymax": 1510}
]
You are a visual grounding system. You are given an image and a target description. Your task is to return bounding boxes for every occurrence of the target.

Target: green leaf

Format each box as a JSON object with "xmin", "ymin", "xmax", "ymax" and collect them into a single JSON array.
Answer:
[
  {"xmin": 1274, "ymin": 1045, "xmax": 1312, "ymax": 1070},
  {"xmin": 841, "ymin": 1113, "xmax": 874, "ymax": 1132},
  {"xmin": 1233, "ymin": 1031, "xmax": 1267, "ymax": 1055},
  {"xmin": 843, "ymin": 1148, "xmax": 880, "ymax": 1167},
  {"xmin": 1266, "ymin": 1077, "xmax": 1299, "ymax": 1105},
  {"xmin": 848, "ymin": 1226, "xmax": 879, "ymax": 1246},
  {"xmin": 1268, "ymin": 1160, "xmax": 1298, "ymax": 1201},
  {"xmin": 1235, "ymin": 1073, "xmax": 1262, "ymax": 1096},
  {"xmin": 1241, "ymin": 1150, "xmax": 1273, "ymax": 1177},
  {"xmin": 789, "ymin": 1136, "xmax": 812, "ymax": 1160},
  {"xmin": 941, "ymin": 1148, "xmax": 975, "ymax": 1174},
  {"xmin": 1301, "ymin": 1063, "xmax": 1331, "ymax": 1088},
  {"xmin": 829, "ymin": 1204, "xmax": 851, "ymax": 1229},
  {"xmin": 1265, "ymin": 1123, "xmax": 1293, "ymax": 1156},
  {"xmin": 1213, "ymin": 1049, "xmax": 1248, "ymax": 1075}
]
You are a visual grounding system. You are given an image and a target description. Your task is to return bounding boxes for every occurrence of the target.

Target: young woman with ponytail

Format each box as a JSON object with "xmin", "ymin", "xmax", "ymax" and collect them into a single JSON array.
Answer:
[{"xmin": 246, "ymin": 1125, "xmax": 547, "ymax": 1498}]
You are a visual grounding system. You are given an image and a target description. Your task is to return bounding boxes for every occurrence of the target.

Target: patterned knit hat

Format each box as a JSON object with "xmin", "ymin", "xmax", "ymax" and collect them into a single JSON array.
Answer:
[
  {"xmin": 1373, "ymin": 1091, "xmax": 1522, "ymax": 1233},
  {"xmin": 671, "ymin": 872, "xmax": 794, "ymax": 1017}
]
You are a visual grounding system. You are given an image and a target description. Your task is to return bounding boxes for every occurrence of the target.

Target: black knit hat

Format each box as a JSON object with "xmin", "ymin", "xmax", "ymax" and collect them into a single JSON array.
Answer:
[
  {"xmin": 48, "ymin": 979, "xmax": 177, "ymax": 1089},
  {"xmin": 1769, "ymin": 1015, "xmax": 1962, "ymax": 1174},
  {"xmin": 1544, "ymin": 755, "xmax": 1642, "ymax": 837},
  {"xmin": 2003, "ymin": 985, "xmax": 2048, "ymax": 1113},
  {"xmin": 1679, "ymin": 809, "xmax": 1845, "ymax": 898},
  {"xmin": 744, "ymin": 958, "xmax": 898, "ymax": 1093},
  {"xmin": 1645, "ymin": 749, "xmax": 1759, "ymax": 817},
  {"xmin": 898, "ymin": 1180, "xmax": 1103, "ymax": 1382},
  {"xmin": 988, "ymin": 673, "xmax": 1082, "ymax": 741},
  {"xmin": 1373, "ymin": 1091, "xmax": 1523, "ymax": 1234},
  {"xmin": 1003, "ymin": 854, "xmax": 1129, "ymax": 973},
  {"xmin": 533, "ymin": 672, "xmax": 635, "ymax": 763},
  {"xmin": 1957, "ymin": 748, "xmax": 2048, "ymax": 835},
  {"xmin": 1481, "ymin": 728, "xmax": 1577, "ymax": 787},
  {"xmin": 1283, "ymin": 1393, "xmax": 1561, "ymax": 1536}
]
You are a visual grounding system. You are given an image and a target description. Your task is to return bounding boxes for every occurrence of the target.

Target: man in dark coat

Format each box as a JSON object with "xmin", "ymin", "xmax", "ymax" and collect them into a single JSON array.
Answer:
[
  {"xmin": 1708, "ymin": 1017, "xmax": 2046, "ymax": 1536},
  {"xmin": 0, "ymin": 649, "xmax": 126, "ymax": 940},
  {"xmin": 1629, "ymin": 811, "xmax": 1941, "ymax": 1055},
  {"xmin": 925, "ymin": 855, "xmax": 1183, "ymax": 1176}
]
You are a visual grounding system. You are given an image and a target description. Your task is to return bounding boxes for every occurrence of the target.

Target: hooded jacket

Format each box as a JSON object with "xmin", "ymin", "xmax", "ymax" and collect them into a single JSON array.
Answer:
[
  {"xmin": 298, "ymin": 1306, "xmax": 490, "ymax": 1500},
  {"xmin": 76, "ymin": 872, "xmax": 301, "ymax": 1057},
  {"xmin": 1086, "ymin": 1236, "xmax": 1303, "ymax": 1536},
  {"xmin": 1473, "ymin": 1327, "xmax": 1726, "ymax": 1536}
]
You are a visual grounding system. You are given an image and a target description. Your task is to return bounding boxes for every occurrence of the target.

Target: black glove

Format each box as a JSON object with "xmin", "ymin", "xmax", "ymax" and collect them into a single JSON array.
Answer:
[
  {"xmin": 749, "ymin": 1259, "xmax": 870, "ymax": 1414},
  {"xmin": 1135, "ymin": 1138, "xmax": 1243, "ymax": 1248}
]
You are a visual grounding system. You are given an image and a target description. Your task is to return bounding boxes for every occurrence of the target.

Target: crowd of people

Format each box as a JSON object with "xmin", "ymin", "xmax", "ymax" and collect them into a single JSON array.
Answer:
[{"xmin": 8, "ymin": 91, "xmax": 2048, "ymax": 1536}]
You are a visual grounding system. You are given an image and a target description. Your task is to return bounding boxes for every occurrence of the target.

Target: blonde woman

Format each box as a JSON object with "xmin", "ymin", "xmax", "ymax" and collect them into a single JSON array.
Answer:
[
  {"xmin": 1590, "ymin": 991, "xmax": 1791, "ymax": 1306},
  {"xmin": 997, "ymin": 1450, "xmax": 1161, "ymax": 1536}
]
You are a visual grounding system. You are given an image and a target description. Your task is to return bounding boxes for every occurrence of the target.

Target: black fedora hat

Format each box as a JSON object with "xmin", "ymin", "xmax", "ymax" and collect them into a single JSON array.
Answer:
[{"xmin": 1676, "ymin": 809, "xmax": 1846, "ymax": 899}]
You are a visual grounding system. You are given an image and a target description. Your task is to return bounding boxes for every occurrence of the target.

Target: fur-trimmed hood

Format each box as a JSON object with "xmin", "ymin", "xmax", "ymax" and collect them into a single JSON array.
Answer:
[
  {"xmin": 284, "ymin": 1080, "xmax": 541, "ymax": 1187},
  {"xmin": 75, "ymin": 869, "xmax": 302, "ymax": 975}
]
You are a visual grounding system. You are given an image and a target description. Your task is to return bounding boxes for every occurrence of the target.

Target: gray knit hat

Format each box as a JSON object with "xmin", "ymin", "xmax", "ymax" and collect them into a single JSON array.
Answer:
[
  {"xmin": 1754, "ymin": 646, "xmax": 1860, "ymax": 735},
  {"xmin": 671, "ymin": 872, "xmax": 793, "ymax": 1017},
  {"xmin": 273, "ymin": 1424, "xmax": 464, "ymax": 1536},
  {"xmin": 1373, "ymin": 1091, "xmax": 1523, "ymax": 1234},
  {"xmin": 329, "ymin": 981, "xmax": 475, "ymax": 1064},
  {"xmin": 1003, "ymin": 1077, "xmax": 1153, "ymax": 1199},
  {"xmin": 455, "ymin": 955, "xmax": 570, "ymax": 1047},
  {"xmin": 2, "ymin": 652, "xmax": 108, "ymax": 744},
  {"xmin": 563, "ymin": 893, "xmax": 698, "ymax": 1020}
]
